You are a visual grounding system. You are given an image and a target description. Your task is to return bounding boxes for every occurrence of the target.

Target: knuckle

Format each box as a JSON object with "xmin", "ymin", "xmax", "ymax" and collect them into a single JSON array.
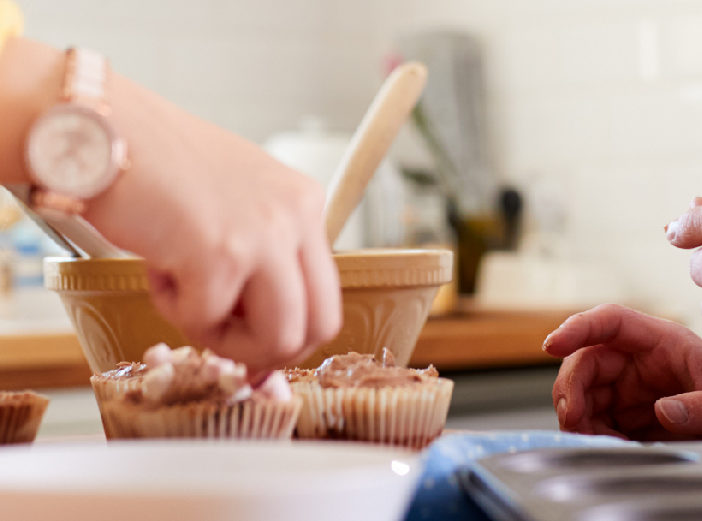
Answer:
[
  {"xmin": 690, "ymin": 210, "xmax": 702, "ymax": 230},
  {"xmin": 257, "ymin": 201, "xmax": 278, "ymax": 227},
  {"xmin": 222, "ymin": 235, "xmax": 253, "ymax": 268},
  {"xmin": 593, "ymin": 303, "xmax": 625, "ymax": 316},
  {"xmin": 677, "ymin": 211, "xmax": 702, "ymax": 242},
  {"xmin": 295, "ymin": 180, "xmax": 325, "ymax": 219},
  {"xmin": 260, "ymin": 202, "xmax": 296, "ymax": 242}
]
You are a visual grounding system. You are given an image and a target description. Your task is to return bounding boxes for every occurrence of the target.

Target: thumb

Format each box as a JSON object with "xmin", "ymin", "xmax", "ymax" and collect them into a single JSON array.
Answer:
[{"xmin": 655, "ymin": 392, "xmax": 702, "ymax": 435}]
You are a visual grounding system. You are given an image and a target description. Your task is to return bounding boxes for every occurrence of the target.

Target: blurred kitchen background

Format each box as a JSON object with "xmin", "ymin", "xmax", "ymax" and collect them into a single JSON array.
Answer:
[{"xmin": 3, "ymin": 0, "xmax": 702, "ymax": 437}]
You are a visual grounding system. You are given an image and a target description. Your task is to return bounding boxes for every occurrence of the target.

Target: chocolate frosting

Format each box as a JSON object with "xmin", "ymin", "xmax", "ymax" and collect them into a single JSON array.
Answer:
[
  {"xmin": 309, "ymin": 348, "xmax": 439, "ymax": 388},
  {"xmin": 100, "ymin": 344, "xmax": 291, "ymax": 407},
  {"xmin": 132, "ymin": 346, "xmax": 251, "ymax": 406}
]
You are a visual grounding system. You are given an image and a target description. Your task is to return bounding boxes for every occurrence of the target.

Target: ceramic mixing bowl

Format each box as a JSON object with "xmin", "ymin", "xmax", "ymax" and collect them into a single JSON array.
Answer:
[
  {"xmin": 300, "ymin": 248, "xmax": 452, "ymax": 368},
  {"xmin": 44, "ymin": 248, "xmax": 452, "ymax": 373},
  {"xmin": 43, "ymin": 257, "xmax": 188, "ymax": 372}
]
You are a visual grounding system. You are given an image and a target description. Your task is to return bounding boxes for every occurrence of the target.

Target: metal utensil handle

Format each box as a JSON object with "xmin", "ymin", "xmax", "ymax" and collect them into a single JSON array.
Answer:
[
  {"xmin": 5, "ymin": 185, "xmax": 81, "ymax": 257},
  {"xmin": 5, "ymin": 184, "xmax": 130, "ymax": 258},
  {"xmin": 38, "ymin": 211, "xmax": 130, "ymax": 258}
]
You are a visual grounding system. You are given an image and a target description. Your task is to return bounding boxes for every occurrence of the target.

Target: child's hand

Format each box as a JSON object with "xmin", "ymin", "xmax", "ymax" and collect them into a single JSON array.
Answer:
[
  {"xmin": 86, "ymin": 96, "xmax": 341, "ymax": 376},
  {"xmin": 544, "ymin": 304, "xmax": 702, "ymax": 441},
  {"xmin": 666, "ymin": 197, "xmax": 702, "ymax": 287},
  {"xmin": 0, "ymin": 37, "xmax": 342, "ymax": 376}
]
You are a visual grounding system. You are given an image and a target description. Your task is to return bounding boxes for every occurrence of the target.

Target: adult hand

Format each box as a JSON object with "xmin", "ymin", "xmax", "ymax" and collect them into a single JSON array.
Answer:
[
  {"xmin": 543, "ymin": 304, "xmax": 702, "ymax": 441},
  {"xmin": 666, "ymin": 197, "xmax": 702, "ymax": 287}
]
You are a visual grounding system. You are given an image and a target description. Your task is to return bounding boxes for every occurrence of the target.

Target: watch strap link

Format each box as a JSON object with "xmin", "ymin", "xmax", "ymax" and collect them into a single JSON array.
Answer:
[
  {"xmin": 26, "ymin": 46, "xmax": 127, "ymax": 218},
  {"xmin": 62, "ymin": 47, "xmax": 108, "ymax": 108}
]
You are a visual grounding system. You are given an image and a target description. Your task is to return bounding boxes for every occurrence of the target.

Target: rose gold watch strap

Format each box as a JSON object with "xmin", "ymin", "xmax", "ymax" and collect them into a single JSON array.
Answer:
[
  {"xmin": 62, "ymin": 47, "xmax": 108, "ymax": 108},
  {"xmin": 26, "ymin": 47, "xmax": 126, "ymax": 257}
]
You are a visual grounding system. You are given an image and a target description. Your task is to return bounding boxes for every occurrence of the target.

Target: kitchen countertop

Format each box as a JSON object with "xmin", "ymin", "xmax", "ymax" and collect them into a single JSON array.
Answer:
[
  {"xmin": 34, "ymin": 390, "xmax": 558, "ymax": 443},
  {"xmin": 1, "ymin": 288, "xmax": 569, "ymax": 390}
]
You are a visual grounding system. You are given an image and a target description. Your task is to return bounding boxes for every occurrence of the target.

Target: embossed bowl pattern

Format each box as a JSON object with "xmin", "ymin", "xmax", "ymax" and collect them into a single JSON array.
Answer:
[{"xmin": 44, "ymin": 249, "xmax": 453, "ymax": 373}]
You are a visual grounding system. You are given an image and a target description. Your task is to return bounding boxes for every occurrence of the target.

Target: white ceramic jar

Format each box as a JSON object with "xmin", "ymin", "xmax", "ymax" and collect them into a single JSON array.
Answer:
[{"xmin": 264, "ymin": 117, "xmax": 405, "ymax": 250}]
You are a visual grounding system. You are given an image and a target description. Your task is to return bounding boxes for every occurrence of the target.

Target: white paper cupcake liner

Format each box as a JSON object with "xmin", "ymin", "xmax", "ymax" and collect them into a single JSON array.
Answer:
[
  {"xmin": 90, "ymin": 375, "xmax": 143, "ymax": 434},
  {"xmin": 0, "ymin": 392, "xmax": 49, "ymax": 444},
  {"xmin": 90, "ymin": 375, "xmax": 143, "ymax": 403},
  {"xmin": 98, "ymin": 397, "xmax": 301, "ymax": 440},
  {"xmin": 291, "ymin": 378, "xmax": 453, "ymax": 449}
]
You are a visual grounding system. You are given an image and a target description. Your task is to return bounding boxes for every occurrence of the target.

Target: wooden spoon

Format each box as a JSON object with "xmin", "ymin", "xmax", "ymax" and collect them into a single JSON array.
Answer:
[{"xmin": 324, "ymin": 62, "xmax": 428, "ymax": 246}]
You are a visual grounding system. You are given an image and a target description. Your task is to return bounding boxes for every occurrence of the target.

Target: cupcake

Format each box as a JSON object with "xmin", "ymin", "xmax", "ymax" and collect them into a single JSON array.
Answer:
[
  {"xmin": 0, "ymin": 391, "xmax": 49, "ymax": 444},
  {"xmin": 287, "ymin": 348, "xmax": 453, "ymax": 449},
  {"xmin": 90, "ymin": 361, "xmax": 146, "ymax": 404},
  {"xmin": 91, "ymin": 344, "xmax": 301, "ymax": 440}
]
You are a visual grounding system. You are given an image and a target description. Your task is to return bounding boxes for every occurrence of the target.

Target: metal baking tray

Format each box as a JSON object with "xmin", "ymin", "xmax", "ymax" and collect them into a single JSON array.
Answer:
[{"xmin": 459, "ymin": 446, "xmax": 702, "ymax": 521}]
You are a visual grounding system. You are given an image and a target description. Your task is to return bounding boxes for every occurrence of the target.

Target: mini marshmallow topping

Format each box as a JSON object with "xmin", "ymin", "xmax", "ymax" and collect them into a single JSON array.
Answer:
[{"xmin": 133, "ymin": 344, "xmax": 288, "ymax": 406}]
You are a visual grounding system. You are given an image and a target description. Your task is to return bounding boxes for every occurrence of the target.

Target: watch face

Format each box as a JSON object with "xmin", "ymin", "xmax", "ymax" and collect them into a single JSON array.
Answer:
[{"xmin": 26, "ymin": 104, "xmax": 122, "ymax": 198}]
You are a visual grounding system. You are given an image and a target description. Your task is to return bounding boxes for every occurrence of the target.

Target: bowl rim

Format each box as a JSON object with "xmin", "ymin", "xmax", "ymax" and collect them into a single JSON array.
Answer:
[
  {"xmin": 43, "ymin": 256, "xmax": 150, "ymax": 292},
  {"xmin": 334, "ymin": 248, "xmax": 453, "ymax": 288},
  {"xmin": 44, "ymin": 248, "xmax": 451, "ymax": 262},
  {"xmin": 44, "ymin": 247, "xmax": 454, "ymax": 290}
]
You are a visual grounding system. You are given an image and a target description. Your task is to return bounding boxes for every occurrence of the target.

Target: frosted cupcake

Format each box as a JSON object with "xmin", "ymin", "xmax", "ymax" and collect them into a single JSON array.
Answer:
[
  {"xmin": 91, "ymin": 344, "xmax": 301, "ymax": 440},
  {"xmin": 90, "ymin": 361, "xmax": 146, "ymax": 405},
  {"xmin": 0, "ymin": 391, "xmax": 49, "ymax": 444},
  {"xmin": 287, "ymin": 349, "xmax": 453, "ymax": 449}
]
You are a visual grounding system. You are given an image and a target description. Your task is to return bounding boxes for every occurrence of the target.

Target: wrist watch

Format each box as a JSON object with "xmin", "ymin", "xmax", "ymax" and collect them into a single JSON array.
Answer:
[{"xmin": 24, "ymin": 47, "xmax": 128, "ymax": 215}]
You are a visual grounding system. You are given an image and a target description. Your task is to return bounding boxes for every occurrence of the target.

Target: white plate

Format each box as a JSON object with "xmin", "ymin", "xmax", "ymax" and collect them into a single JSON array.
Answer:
[{"xmin": 0, "ymin": 440, "xmax": 420, "ymax": 521}]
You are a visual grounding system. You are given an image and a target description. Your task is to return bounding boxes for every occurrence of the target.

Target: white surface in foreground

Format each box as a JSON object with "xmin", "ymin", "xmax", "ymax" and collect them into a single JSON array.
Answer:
[{"xmin": 0, "ymin": 441, "xmax": 420, "ymax": 521}]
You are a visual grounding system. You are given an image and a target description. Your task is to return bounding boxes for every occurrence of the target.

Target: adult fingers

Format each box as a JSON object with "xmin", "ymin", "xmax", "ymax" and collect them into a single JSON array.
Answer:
[
  {"xmin": 552, "ymin": 345, "xmax": 627, "ymax": 431},
  {"xmin": 655, "ymin": 391, "xmax": 702, "ymax": 437},
  {"xmin": 568, "ymin": 388, "xmax": 659, "ymax": 439},
  {"xmin": 543, "ymin": 304, "xmax": 686, "ymax": 358},
  {"xmin": 665, "ymin": 200, "xmax": 702, "ymax": 286},
  {"xmin": 666, "ymin": 205, "xmax": 702, "ymax": 249},
  {"xmin": 630, "ymin": 427, "xmax": 692, "ymax": 442},
  {"xmin": 613, "ymin": 405, "xmax": 657, "ymax": 435},
  {"xmin": 590, "ymin": 416, "xmax": 628, "ymax": 439},
  {"xmin": 588, "ymin": 385, "xmax": 615, "ymax": 416},
  {"xmin": 690, "ymin": 248, "xmax": 702, "ymax": 288}
]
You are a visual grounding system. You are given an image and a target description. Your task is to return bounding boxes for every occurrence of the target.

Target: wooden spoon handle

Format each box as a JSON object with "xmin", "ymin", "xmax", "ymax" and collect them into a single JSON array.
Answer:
[{"xmin": 324, "ymin": 62, "xmax": 428, "ymax": 246}]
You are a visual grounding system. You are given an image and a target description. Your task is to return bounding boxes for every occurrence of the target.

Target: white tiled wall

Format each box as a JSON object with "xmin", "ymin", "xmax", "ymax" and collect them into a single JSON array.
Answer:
[
  {"xmin": 18, "ymin": 0, "xmax": 381, "ymax": 140},
  {"xmin": 15, "ymin": 0, "xmax": 702, "ymax": 328}
]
